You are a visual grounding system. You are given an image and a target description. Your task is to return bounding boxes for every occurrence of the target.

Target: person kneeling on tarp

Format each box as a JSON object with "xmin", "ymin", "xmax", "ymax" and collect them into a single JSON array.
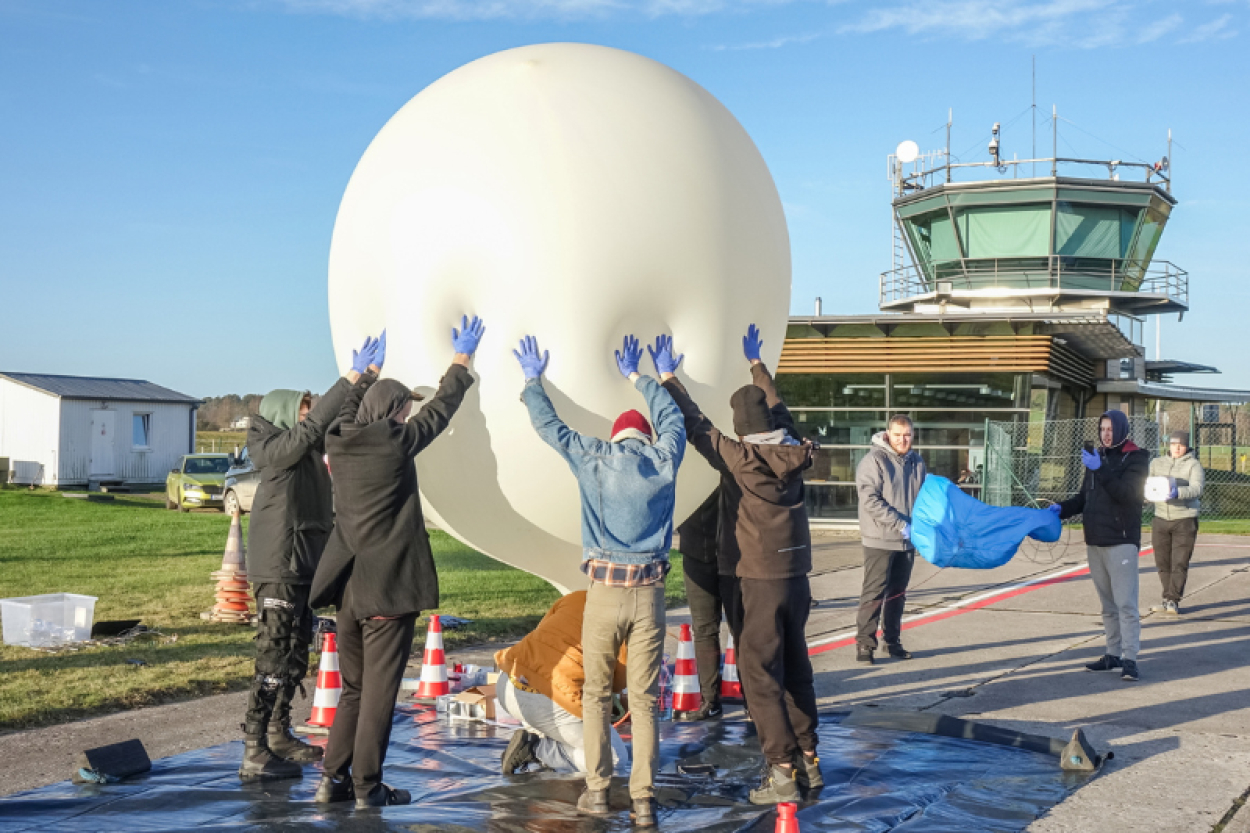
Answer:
[
  {"xmin": 495, "ymin": 590, "xmax": 630, "ymax": 775},
  {"xmin": 310, "ymin": 315, "xmax": 484, "ymax": 809}
]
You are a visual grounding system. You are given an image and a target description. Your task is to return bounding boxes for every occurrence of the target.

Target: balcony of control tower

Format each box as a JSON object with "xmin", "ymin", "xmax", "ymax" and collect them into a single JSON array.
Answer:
[{"xmin": 880, "ymin": 130, "xmax": 1184, "ymax": 319}]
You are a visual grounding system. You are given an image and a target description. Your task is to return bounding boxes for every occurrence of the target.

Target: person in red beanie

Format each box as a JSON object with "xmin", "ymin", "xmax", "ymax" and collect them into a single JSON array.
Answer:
[{"xmin": 513, "ymin": 333, "xmax": 685, "ymax": 828}]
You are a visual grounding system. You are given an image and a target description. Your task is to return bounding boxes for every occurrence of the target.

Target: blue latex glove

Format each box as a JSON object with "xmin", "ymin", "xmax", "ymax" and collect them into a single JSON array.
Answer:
[
  {"xmin": 1081, "ymin": 448, "xmax": 1102, "ymax": 471},
  {"xmin": 743, "ymin": 323, "xmax": 763, "ymax": 362},
  {"xmin": 901, "ymin": 522, "xmax": 911, "ymax": 541},
  {"xmin": 1167, "ymin": 476, "xmax": 1179, "ymax": 500},
  {"xmin": 372, "ymin": 329, "xmax": 386, "ymax": 370},
  {"xmin": 615, "ymin": 335, "xmax": 643, "ymax": 378},
  {"xmin": 513, "ymin": 335, "xmax": 549, "ymax": 381},
  {"xmin": 451, "ymin": 315, "xmax": 485, "ymax": 355},
  {"xmin": 647, "ymin": 335, "xmax": 684, "ymax": 375},
  {"xmin": 1046, "ymin": 503, "xmax": 1063, "ymax": 517},
  {"xmin": 351, "ymin": 336, "xmax": 379, "ymax": 375}
]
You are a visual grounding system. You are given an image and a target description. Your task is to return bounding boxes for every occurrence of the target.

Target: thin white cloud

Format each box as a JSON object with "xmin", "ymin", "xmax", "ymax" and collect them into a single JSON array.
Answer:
[
  {"xmin": 1180, "ymin": 13, "xmax": 1236, "ymax": 41},
  {"xmin": 707, "ymin": 32, "xmax": 820, "ymax": 50},
  {"xmin": 837, "ymin": 0, "xmax": 1235, "ymax": 48}
]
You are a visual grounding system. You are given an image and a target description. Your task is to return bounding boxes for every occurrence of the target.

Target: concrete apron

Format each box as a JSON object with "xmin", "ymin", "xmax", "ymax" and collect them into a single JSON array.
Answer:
[{"xmin": 669, "ymin": 532, "xmax": 1250, "ymax": 833}]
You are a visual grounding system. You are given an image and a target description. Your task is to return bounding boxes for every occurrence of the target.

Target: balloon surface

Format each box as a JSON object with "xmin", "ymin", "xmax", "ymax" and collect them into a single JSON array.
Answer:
[{"xmin": 328, "ymin": 43, "xmax": 791, "ymax": 592}]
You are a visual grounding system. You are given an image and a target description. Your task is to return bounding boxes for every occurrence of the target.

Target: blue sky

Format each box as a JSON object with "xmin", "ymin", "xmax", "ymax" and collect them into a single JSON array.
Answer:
[{"xmin": 1, "ymin": 0, "xmax": 1246, "ymax": 397}]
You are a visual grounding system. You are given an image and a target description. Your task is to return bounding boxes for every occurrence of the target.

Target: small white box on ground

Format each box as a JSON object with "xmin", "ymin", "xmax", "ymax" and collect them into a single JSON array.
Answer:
[{"xmin": 1, "ymin": 593, "xmax": 98, "ymax": 648}]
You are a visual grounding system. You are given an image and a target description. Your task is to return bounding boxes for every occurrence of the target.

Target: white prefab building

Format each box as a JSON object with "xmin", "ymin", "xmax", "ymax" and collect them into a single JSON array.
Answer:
[{"xmin": 0, "ymin": 373, "xmax": 201, "ymax": 488}]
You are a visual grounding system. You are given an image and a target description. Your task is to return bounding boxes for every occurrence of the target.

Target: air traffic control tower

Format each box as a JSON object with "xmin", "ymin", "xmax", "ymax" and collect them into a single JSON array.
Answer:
[{"xmin": 774, "ymin": 120, "xmax": 1250, "ymax": 521}]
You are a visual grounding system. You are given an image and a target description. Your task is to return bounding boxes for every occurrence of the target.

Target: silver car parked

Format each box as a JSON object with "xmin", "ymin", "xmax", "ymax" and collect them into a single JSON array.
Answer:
[{"xmin": 222, "ymin": 447, "xmax": 260, "ymax": 515}]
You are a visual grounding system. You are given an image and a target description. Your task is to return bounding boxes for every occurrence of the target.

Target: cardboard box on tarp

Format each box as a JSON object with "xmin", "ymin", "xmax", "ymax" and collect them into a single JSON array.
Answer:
[{"xmin": 449, "ymin": 684, "xmax": 498, "ymax": 721}]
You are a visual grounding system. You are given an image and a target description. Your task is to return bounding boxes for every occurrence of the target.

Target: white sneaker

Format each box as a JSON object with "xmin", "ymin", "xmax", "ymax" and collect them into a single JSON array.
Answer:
[
  {"xmin": 1149, "ymin": 601, "xmax": 1169, "ymax": 613},
  {"xmin": 1165, "ymin": 600, "xmax": 1180, "ymax": 615}
]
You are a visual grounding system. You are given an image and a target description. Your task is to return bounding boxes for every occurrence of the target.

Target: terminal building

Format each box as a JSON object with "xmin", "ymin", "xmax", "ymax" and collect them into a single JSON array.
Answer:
[{"xmin": 774, "ymin": 124, "xmax": 1250, "ymax": 522}]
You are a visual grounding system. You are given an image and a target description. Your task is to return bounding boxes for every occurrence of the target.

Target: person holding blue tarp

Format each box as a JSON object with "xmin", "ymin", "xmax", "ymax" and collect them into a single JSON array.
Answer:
[
  {"xmin": 854, "ymin": 415, "xmax": 926, "ymax": 665},
  {"xmin": 1050, "ymin": 410, "xmax": 1149, "ymax": 682}
]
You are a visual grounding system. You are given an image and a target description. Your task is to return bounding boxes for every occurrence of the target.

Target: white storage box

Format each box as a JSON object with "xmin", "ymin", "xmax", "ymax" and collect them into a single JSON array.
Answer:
[{"xmin": 1, "ymin": 593, "xmax": 98, "ymax": 647}]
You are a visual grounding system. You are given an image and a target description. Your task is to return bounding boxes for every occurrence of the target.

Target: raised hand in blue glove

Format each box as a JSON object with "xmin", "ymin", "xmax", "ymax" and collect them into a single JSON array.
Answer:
[
  {"xmin": 372, "ymin": 329, "xmax": 387, "ymax": 370},
  {"xmin": 1167, "ymin": 476, "xmax": 1179, "ymax": 500},
  {"xmin": 1081, "ymin": 448, "xmax": 1102, "ymax": 471},
  {"xmin": 615, "ymin": 335, "xmax": 643, "ymax": 378},
  {"xmin": 452, "ymin": 315, "xmax": 486, "ymax": 355},
  {"xmin": 513, "ymin": 335, "xmax": 549, "ymax": 381},
  {"xmin": 901, "ymin": 522, "xmax": 912, "ymax": 541},
  {"xmin": 647, "ymin": 334, "xmax": 684, "ymax": 376},
  {"xmin": 351, "ymin": 336, "xmax": 379, "ymax": 375},
  {"xmin": 1046, "ymin": 503, "xmax": 1063, "ymax": 517},
  {"xmin": 743, "ymin": 323, "xmax": 763, "ymax": 363}
]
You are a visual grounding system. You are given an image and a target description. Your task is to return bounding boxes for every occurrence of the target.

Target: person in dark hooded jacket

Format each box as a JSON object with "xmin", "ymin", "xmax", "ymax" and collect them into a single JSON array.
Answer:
[
  {"xmin": 1053, "ymin": 410, "xmax": 1149, "ymax": 682},
  {"xmin": 309, "ymin": 315, "xmax": 483, "ymax": 809},
  {"xmin": 656, "ymin": 326, "xmax": 821, "ymax": 806},
  {"xmin": 238, "ymin": 333, "xmax": 384, "ymax": 782}
]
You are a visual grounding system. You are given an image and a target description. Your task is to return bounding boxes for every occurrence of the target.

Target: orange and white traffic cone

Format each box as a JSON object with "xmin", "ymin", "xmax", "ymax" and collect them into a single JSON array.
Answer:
[
  {"xmin": 775, "ymin": 802, "xmax": 799, "ymax": 833},
  {"xmin": 672, "ymin": 623, "xmax": 702, "ymax": 720},
  {"xmin": 415, "ymin": 615, "xmax": 449, "ymax": 700},
  {"xmin": 205, "ymin": 511, "xmax": 254, "ymax": 624},
  {"xmin": 300, "ymin": 632, "xmax": 341, "ymax": 735},
  {"xmin": 720, "ymin": 633, "xmax": 743, "ymax": 702}
]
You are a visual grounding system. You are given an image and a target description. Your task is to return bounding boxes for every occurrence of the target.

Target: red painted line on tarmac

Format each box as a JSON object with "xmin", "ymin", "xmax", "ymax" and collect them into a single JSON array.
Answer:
[{"xmin": 808, "ymin": 545, "xmax": 1155, "ymax": 657}]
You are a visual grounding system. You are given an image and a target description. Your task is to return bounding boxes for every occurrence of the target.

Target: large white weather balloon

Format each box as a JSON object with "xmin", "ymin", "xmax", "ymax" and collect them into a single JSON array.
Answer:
[{"xmin": 328, "ymin": 43, "xmax": 791, "ymax": 593}]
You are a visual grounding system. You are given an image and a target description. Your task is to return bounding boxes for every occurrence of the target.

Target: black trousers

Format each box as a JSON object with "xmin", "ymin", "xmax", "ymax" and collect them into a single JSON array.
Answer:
[
  {"xmin": 1153, "ymin": 517, "xmax": 1200, "ymax": 602},
  {"xmin": 856, "ymin": 548, "xmax": 914, "ymax": 650},
  {"xmin": 323, "ymin": 602, "xmax": 417, "ymax": 795},
  {"xmin": 245, "ymin": 582, "xmax": 315, "ymax": 734},
  {"xmin": 682, "ymin": 555, "xmax": 723, "ymax": 707},
  {"xmin": 719, "ymin": 573, "xmax": 744, "ymax": 648},
  {"xmin": 737, "ymin": 576, "xmax": 819, "ymax": 766}
]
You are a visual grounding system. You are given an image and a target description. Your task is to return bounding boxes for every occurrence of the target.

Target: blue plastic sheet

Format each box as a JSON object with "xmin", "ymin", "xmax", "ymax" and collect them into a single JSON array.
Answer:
[
  {"xmin": 0, "ymin": 708, "xmax": 1089, "ymax": 832},
  {"xmin": 912, "ymin": 475, "xmax": 1061, "ymax": 569}
]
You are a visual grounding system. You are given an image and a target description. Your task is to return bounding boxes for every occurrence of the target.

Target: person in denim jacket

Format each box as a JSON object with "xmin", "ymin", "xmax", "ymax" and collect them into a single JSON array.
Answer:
[{"xmin": 514, "ymin": 333, "xmax": 685, "ymax": 828}]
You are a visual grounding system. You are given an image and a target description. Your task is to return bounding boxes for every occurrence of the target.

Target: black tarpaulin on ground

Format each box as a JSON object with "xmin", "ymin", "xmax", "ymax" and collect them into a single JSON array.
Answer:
[{"xmin": 0, "ymin": 707, "xmax": 1091, "ymax": 831}]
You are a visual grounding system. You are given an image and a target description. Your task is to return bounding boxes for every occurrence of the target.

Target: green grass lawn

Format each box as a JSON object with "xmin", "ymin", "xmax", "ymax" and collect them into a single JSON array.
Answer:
[{"xmin": 0, "ymin": 488, "xmax": 685, "ymax": 730}]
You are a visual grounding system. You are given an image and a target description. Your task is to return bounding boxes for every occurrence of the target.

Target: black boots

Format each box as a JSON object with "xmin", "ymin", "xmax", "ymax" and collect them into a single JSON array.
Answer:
[
  {"xmin": 267, "ymin": 723, "xmax": 323, "ymax": 762},
  {"xmin": 748, "ymin": 763, "xmax": 800, "ymax": 804},
  {"xmin": 631, "ymin": 798, "xmax": 658, "ymax": 827},
  {"xmin": 238, "ymin": 737, "xmax": 302, "ymax": 781},
  {"xmin": 856, "ymin": 646, "xmax": 875, "ymax": 664},
  {"xmin": 501, "ymin": 729, "xmax": 542, "ymax": 774},
  {"xmin": 356, "ymin": 783, "xmax": 412, "ymax": 808},
  {"xmin": 577, "ymin": 787, "xmax": 611, "ymax": 815},
  {"xmin": 313, "ymin": 775, "xmax": 355, "ymax": 804}
]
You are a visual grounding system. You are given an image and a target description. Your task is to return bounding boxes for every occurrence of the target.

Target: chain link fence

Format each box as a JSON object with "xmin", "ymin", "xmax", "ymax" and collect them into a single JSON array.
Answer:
[{"xmin": 984, "ymin": 416, "xmax": 1250, "ymax": 520}]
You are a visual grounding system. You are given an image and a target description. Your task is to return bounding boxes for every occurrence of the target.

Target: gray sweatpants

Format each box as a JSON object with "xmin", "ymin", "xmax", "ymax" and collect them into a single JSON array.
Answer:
[{"xmin": 1087, "ymin": 544, "xmax": 1141, "ymax": 661}]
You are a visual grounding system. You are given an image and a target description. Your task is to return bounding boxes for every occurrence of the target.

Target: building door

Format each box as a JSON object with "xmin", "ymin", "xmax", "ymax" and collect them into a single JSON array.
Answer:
[{"xmin": 90, "ymin": 410, "xmax": 115, "ymax": 477}]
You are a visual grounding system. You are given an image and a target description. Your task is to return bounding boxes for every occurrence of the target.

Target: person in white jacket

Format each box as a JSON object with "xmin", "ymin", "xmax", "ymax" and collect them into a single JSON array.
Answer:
[{"xmin": 1148, "ymin": 431, "xmax": 1204, "ymax": 615}]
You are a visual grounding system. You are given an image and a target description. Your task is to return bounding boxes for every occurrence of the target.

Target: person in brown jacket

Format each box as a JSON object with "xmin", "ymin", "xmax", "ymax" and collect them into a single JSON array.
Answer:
[
  {"xmin": 494, "ymin": 591, "xmax": 629, "ymax": 775},
  {"xmin": 653, "ymin": 326, "xmax": 823, "ymax": 805}
]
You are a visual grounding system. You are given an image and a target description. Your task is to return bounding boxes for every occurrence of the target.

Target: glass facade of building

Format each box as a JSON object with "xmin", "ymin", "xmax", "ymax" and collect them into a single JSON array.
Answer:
[{"xmin": 774, "ymin": 371, "xmax": 1031, "ymax": 520}]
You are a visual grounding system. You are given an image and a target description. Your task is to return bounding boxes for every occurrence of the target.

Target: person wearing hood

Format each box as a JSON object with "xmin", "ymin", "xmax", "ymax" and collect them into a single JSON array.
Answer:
[
  {"xmin": 309, "ymin": 315, "xmax": 484, "ymax": 809},
  {"xmin": 1147, "ymin": 431, "xmax": 1205, "ymax": 615},
  {"xmin": 239, "ymin": 333, "xmax": 384, "ymax": 782},
  {"xmin": 854, "ymin": 415, "xmax": 926, "ymax": 665},
  {"xmin": 1052, "ymin": 410, "xmax": 1150, "ymax": 681},
  {"xmin": 515, "ymin": 333, "xmax": 685, "ymax": 828},
  {"xmin": 657, "ymin": 326, "xmax": 821, "ymax": 807}
]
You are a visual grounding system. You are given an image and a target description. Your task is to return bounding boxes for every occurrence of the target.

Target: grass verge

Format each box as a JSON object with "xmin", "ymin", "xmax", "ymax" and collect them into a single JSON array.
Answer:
[{"xmin": 0, "ymin": 489, "xmax": 685, "ymax": 730}]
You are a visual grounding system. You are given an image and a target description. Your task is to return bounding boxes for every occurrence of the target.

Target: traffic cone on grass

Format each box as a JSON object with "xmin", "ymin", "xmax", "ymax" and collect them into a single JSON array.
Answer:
[
  {"xmin": 672, "ymin": 623, "xmax": 702, "ymax": 720},
  {"xmin": 297, "ymin": 632, "xmax": 341, "ymax": 736},
  {"xmin": 204, "ymin": 511, "xmax": 255, "ymax": 624},
  {"xmin": 720, "ymin": 633, "xmax": 743, "ymax": 702},
  {"xmin": 415, "ymin": 615, "xmax": 449, "ymax": 700}
]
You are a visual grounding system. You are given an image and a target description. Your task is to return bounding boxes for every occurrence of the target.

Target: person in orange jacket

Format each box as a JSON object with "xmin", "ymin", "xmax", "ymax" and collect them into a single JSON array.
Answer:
[{"xmin": 495, "ymin": 591, "xmax": 629, "ymax": 775}]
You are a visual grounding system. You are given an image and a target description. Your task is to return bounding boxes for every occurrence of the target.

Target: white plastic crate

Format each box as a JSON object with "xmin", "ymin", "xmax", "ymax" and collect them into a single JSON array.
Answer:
[{"xmin": 1, "ymin": 593, "xmax": 98, "ymax": 648}]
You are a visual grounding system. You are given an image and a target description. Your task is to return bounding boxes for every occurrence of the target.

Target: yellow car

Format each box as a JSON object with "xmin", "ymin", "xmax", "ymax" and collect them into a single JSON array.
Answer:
[{"xmin": 165, "ymin": 454, "xmax": 232, "ymax": 512}]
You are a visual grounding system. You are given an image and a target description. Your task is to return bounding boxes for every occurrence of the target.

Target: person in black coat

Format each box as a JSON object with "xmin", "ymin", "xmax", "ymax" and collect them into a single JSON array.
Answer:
[
  {"xmin": 239, "ymin": 333, "xmax": 383, "ymax": 782},
  {"xmin": 1053, "ymin": 409, "xmax": 1150, "ymax": 682},
  {"xmin": 310, "ymin": 315, "xmax": 484, "ymax": 809}
]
